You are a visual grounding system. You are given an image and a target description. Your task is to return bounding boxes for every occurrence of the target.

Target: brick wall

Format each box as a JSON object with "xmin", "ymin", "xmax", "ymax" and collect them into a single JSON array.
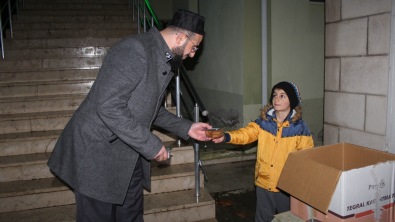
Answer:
[{"xmin": 324, "ymin": 0, "xmax": 392, "ymax": 151}]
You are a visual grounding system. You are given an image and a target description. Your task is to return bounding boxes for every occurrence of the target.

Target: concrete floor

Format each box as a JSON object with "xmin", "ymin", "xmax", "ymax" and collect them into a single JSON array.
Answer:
[
  {"xmin": 204, "ymin": 160, "xmax": 304, "ymax": 222},
  {"xmin": 204, "ymin": 160, "xmax": 256, "ymax": 193},
  {"xmin": 204, "ymin": 160, "xmax": 256, "ymax": 222}
]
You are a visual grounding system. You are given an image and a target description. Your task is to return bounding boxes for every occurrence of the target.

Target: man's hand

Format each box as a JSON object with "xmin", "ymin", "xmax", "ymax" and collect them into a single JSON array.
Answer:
[
  {"xmin": 188, "ymin": 122, "xmax": 212, "ymax": 141},
  {"xmin": 152, "ymin": 145, "xmax": 168, "ymax": 162}
]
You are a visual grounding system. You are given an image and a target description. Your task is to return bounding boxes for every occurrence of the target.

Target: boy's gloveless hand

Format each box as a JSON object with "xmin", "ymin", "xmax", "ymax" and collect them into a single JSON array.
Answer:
[{"xmin": 212, "ymin": 135, "xmax": 225, "ymax": 143}]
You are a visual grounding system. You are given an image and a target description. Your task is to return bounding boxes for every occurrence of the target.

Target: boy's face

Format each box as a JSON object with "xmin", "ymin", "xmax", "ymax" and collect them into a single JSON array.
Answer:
[{"xmin": 272, "ymin": 89, "xmax": 291, "ymax": 113}]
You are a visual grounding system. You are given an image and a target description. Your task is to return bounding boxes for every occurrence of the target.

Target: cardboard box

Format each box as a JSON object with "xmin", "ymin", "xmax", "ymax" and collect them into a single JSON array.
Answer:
[{"xmin": 277, "ymin": 143, "xmax": 395, "ymax": 221}]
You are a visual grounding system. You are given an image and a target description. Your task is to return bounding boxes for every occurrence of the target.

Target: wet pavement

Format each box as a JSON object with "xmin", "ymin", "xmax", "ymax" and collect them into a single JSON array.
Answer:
[
  {"xmin": 204, "ymin": 160, "xmax": 257, "ymax": 222},
  {"xmin": 212, "ymin": 188, "xmax": 256, "ymax": 222}
]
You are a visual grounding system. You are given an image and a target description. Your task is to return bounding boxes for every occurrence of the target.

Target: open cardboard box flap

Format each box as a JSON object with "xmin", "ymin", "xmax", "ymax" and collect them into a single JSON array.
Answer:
[
  {"xmin": 277, "ymin": 143, "xmax": 395, "ymax": 214},
  {"xmin": 277, "ymin": 150, "xmax": 342, "ymax": 213}
]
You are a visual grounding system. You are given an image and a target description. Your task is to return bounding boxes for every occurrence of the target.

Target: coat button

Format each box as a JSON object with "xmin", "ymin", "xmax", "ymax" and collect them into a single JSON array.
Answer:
[
  {"xmin": 271, "ymin": 165, "xmax": 273, "ymax": 167},
  {"xmin": 162, "ymin": 71, "xmax": 167, "ymax": 75},
  {"xmin": 269, "ymin": 188, "xmax": 271, "ymax": 190}
]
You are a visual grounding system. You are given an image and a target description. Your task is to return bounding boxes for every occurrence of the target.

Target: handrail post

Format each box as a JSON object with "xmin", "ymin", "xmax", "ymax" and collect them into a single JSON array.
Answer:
[
  {"xmin": 137, "ymin": 0, "xmax": 140, "ymax": 34},
  {"xmin": 7, "ymin": 0, "xmax": 13, "ymax": 38},
  {"xmin": 0, "ymin": 5, "xmax": 4, "ymax": 58},
  {"xmin": 132, "ymin": 0, "xmax": 135, "ymax": 21},
  {"xmin": 143, "ymin": 1, "xmax": 146, "ymax": 33},
  {"xmin": 16, "ymin": 0, "xmax": 19, "ymax": 21},
  {"xmin": 176, "ymin": 68, "xmax": 182, "ymax": 146},
  {"xmin": 194, "ymin": 103, "xmax": 201, "ymax": 198}
]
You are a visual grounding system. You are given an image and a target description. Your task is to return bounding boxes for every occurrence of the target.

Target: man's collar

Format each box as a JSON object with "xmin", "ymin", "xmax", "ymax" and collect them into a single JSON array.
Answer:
[{"xmin": 149, "ymin": 27, "xmax": 174, "ymax": 66}]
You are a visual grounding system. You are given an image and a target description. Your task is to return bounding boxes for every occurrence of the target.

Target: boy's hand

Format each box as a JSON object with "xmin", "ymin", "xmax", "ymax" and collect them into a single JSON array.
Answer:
[{"xmin": 212, "ymin": 135, "xmax": 225, "ymax": 143}]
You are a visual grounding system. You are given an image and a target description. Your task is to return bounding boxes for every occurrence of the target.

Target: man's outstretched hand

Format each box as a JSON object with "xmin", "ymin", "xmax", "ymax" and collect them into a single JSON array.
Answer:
[{"xmin": 188, "ymin": 122, "xmax": 212, "ymax": 141}]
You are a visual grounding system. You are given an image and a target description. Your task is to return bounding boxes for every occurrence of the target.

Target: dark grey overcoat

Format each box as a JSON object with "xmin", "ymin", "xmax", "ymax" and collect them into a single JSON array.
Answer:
[{"xmin": 47, "ymin": 27, "xmax": 194, "ymax": 204}]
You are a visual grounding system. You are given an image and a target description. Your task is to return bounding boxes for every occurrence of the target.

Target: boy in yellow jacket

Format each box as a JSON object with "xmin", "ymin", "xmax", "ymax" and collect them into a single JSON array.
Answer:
[{"xmin": 212, "ymin": 81, "xmax": 314, "ymax": 222}]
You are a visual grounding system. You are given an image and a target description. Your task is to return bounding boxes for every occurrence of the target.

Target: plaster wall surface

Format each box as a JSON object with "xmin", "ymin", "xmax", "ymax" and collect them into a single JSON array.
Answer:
[
  {"xmin": 342, "ymin": 0, "xmax": 391, "ymax": 19},
  {"xmin": 270, "ymin": 0, "xmax": 324, "ymax": 146},
  {"xmin": 325, "ymin": 58, "xmax": 340, "ymax": 91},
  {"xmin": 324, "ymin": 92, "xmax": 365, "ymax": 130},
  {"xmin": 186, "ymin": 0, "xmax": 262, "ymax": 130},
  {"xmin": 324, "ymin": 124, "xmax": 339, "ymax": 145},
  {"xmin": 149, "ymin": 0, "xmax": 173, "ymax": 20},
  {"xmin": 341, "ymin": 56, "xmax": 389, "ymax": 95},
  {"xmin": 324, "ymin": 0, "xmax": 392, "ymax": 151},
  {"xmin": 326, "ymin": 18, "xmax": 367, "ymax": 56},
  {"xmin": 369, "ymin": 13, "xmax": 391, "ymax": 54},
  {"xmin": 366, "ymin": 95, "xmax": 387, "ymax": 135},
  {"xmin": 339, "ymin": 127, "xmax": 386, "ymax": 151}
]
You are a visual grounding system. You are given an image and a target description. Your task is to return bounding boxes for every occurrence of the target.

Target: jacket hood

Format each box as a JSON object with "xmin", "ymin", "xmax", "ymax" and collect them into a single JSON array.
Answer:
[{"xmin": 261, "ymin": 104, "xmax": 302, "ymax": 123}]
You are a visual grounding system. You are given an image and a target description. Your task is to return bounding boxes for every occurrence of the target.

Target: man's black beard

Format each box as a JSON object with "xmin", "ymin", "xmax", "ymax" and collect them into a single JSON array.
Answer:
[{"xmin": 169, "ymin": 44, "xmax": 186, "ymax": 69}]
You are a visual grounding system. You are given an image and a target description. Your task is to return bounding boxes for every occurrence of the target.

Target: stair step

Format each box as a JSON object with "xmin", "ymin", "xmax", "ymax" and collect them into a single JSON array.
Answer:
[
  {"xmin": 144, "ymin": 189, "xmax": 215, "ymax": 222},
  {"xmin": 0, "ymin": 112, "xmax": 177, "ymax": 136},
  {"xmin": 6, "ymin": 28, "xmax": 137, "ymax": 39},
  {"xmin": 22, "ymin": 3, "xmax": 129, "ymax": 10},
  {"xmin": 17, "ymin": 9, "xmax": 135, "ymax": 16},
  {"xmin": 0, "ymin": 94, "xmax": 85, "ymax": 115},
  {"xmin": 0, "ymin": 204, "xmax": 76, "ymax": 222},
  {"xmin": 0, "ymin": 69, "xmax": 98, "ymax": 84},
  {"xmin": 0, "ymin": 162, "xmax": 203, "ymax": 213},
  {"xmin": 0, "ymin": 57, "xmax": 104, "ymax": 70},
  {"xmin": 0, "ymin": 140, "xmax": 192, "ymax": 182},
  {"xmin": 0, "ymin": 94, "xmax": 171, "ymax": 117},
  {"xmin": 147, "ymin": 162, "xmax": 204, "ymax": 195},
  {"xmin": 0, "ymin": 163, "xmax": 202, "ymax": 197},
  {"xmin": 0, "ymin": 110, "xmax": 73, "ymax": 134},
  {"xmin": 0, "ymin": 189, "xmax": 215, "ymax": 221},
  {"xmin": 0, "ymin": 120, "xmax": 179, "ymax": 156},
  {"xmin": 3, "ymin": 37, "xmax": 122, "ymax": 48},
  {"xmin": 12, "ymin": 21, "xmax": 137, "ymax": 31},
  {"xmin": 23, "ymin": 0, "xmax": 128, "ymax": 3},
  {"xmin": 0, "ymin": 80, "xmax": 93, "ymax": 98},
  {"xmin": 3, "ymin": 46, "xmax": 110, "ymax": 58},
  {"xmin": 17, "ymin": 14, "xmax": 136, "ymax": 22},
  {"xmin": 0, "ymin": 113, "xmax": 176, "ymax": 135},
  {"xmin": 0, "ymin": 130, "xmax": 61, "ymax": 157},
  {"xmin": 0, "ymin": 105, "xmax": 176, "ymax": 156},
  {"xmin": 0, "ymin": 153, "xmax": 53, "ymax": 182}
]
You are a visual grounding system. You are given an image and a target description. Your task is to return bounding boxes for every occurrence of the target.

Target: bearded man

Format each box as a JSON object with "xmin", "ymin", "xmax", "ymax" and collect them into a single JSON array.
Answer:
[{"xmin": 47, "ymin": 9, "xmax": 209, "ymax": 222}]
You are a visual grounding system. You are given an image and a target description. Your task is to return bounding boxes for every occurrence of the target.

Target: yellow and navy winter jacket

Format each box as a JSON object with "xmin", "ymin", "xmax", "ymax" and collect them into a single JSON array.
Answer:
[{"xmin": 224, "ymin": 105, "xmax": 314, "ymax": 192}]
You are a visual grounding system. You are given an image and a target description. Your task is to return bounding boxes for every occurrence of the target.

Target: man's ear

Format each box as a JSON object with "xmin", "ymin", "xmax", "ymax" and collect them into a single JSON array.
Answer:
[{"xmin": 175, "ymin": 33, "xmax": 187, "ymax": 45}]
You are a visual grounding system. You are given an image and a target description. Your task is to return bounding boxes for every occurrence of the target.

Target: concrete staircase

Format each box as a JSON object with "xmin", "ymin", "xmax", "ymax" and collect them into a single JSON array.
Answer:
[{"xmin": 0, "ymin": 0, "xmax": 216, "ymax": 221}]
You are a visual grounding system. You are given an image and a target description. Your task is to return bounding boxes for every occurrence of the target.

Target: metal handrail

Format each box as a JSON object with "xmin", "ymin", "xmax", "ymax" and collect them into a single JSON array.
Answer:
[
  {"xmin": 0, "ymin": 5, "xmax": 4, "ymax": 58},
  {"xmin": 180, "ymin": 66, "xmax": 208, "ymax": 116},
  {"xmin": 0, "ymin": 0, "xmax": 21, "ymax": 58}
]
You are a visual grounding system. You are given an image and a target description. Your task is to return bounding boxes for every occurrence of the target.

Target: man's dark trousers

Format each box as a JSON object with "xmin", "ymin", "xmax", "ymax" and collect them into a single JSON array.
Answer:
[{"xmin": 75, "ymin": 156, "xmax": 144, "ymax": 222}]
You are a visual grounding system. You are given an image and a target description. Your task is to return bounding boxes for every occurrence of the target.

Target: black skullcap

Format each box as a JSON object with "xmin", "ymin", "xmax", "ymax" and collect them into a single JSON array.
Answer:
[
  {"xmin": 170, "ymin": 9, "xmax": 205, "ymax": 35},
  {"xmin": 270, "ymin": 81, "xmax": 301, "ymax": 110}
]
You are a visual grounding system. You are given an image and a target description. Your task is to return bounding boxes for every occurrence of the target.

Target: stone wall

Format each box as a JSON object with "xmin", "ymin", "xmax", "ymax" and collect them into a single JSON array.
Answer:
[{"xmin": 324, "ymin": 0, "xmax": 392, "ymax": 151}]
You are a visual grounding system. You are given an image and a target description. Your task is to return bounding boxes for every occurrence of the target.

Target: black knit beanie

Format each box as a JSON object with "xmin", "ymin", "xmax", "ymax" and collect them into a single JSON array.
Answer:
[{"xmin": 270, "ymin": 81, "xmax": 301, "ymax": 110}]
